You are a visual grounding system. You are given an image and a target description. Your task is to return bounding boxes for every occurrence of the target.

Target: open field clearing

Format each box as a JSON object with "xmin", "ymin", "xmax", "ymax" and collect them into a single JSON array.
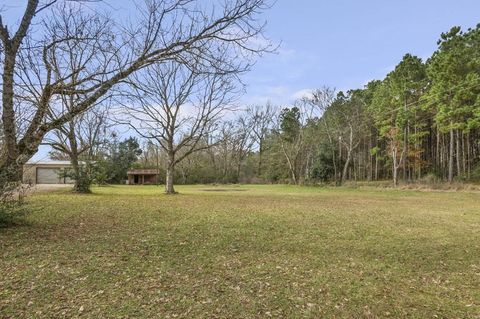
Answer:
[{"xmin": 1, "ymin": 185, "xmax": 479, "ymax": 318}]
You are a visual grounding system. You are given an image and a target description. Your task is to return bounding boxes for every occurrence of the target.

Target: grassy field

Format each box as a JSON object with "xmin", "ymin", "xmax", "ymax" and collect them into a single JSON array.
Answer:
[{"xmin": 1, "ymin": 185, "xmax": 479, "ymax": 318}]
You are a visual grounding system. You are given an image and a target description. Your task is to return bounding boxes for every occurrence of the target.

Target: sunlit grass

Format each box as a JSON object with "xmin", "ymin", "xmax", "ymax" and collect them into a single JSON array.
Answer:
[{"xmin": 1, "ymin": 185, "xmax": 479, "ymax": 318}]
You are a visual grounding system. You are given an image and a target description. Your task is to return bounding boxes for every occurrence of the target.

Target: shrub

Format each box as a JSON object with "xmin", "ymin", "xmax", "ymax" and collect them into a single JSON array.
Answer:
[
  {"xmin": 418, "ymin": 173, "xmax": 441, "ymax": 185},
  {"xmin": 62, "ymin": 161, "xmax": 102, "ymax": 193},
  {"xmin": 471, "ymin": 164, "xmax": 480, "ymax": 182},
  {"xmin": 74, "ymin": 164, "xmax": 95, "ymax": 193},
  {"xmin": 0, "ymin": 168, "xmax": 30, "ymax": 227},
  {"xmin": 92, "ymin": 160, "xmax": 110, "ymax": 186}
]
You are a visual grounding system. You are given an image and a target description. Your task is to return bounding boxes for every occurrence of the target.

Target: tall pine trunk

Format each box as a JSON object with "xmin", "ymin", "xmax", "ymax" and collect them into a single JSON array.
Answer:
[
  {"xmin": 392, "ymin": 151, "xmax": 399, "ymax": 188},
  {"xmin": 456, "ymin": 130, "xmax": 461, "ymax": 179},
  {"xmin": 448, "ymin": 127, "xmax": 454, "ymax": 183}
]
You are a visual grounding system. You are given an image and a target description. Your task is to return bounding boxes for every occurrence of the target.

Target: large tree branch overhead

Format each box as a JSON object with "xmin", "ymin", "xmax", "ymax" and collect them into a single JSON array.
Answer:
[{"xmin": 0, "ymin": 0, "xmax": 274, "ymax": 181}]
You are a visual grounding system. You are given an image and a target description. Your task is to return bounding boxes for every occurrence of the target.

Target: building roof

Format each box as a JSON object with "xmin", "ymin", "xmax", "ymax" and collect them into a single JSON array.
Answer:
[
  {"xmin": 127, "ymin": 169, "xmax": 159, "ymax": 175},
  {"xmin": 25, "ymin": 160, "xmax": 86, "ymax": 166}
]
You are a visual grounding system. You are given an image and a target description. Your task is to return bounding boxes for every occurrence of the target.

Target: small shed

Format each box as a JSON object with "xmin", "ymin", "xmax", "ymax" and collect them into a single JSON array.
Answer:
[
  {"xmin": 23, "ymin": 160, "xmax": 77, "ymax": 185},
  {"xmin": 127, "ymin": 169, "xmax": 160, "ymax": 185}
]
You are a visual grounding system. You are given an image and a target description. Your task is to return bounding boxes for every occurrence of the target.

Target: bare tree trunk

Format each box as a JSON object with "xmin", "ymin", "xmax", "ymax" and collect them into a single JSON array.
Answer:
[
  {"xmin": 67, "ymin": 124, "xmax": 81, "ymax": 192},
  {"xmin": 462, "ymin": 132, "xmax": 466, "ymax": 177},
  {"xmin": 258, "ymin": 139, "xmax": 263, "ymax": 176},
  {"xmin": 282, "ymin": 142, "xmax": 298, "ymax": 185},
  {"xmin": 393, "ymin": 163, "xmax": 398, "ymax": 187},
  {"xmin": 448, "ymin": 127, "xmax": 454, "ymax": 183},
  {"xmin": 436, "ymin": 128, "xmax": 440, "ymax": 174},
  {"xmin": 467, "ymin": 132, "xmax": 471, "ymax": 179},
  {"xmin": 403, "ymin": 132, "xmax": 407, "ymax": 182},
  {"xmin": 402, "ymin": 100, "xmax": 408, "ymax": 182},
  {"xmin": 341, "ymin": 150, "xmax": 352, "ymax": 185},
  {"xmin": 332, "ymin": 150, "xmax": 338, "ymax": 185},
  {"xmin": 280, "ymin": 139, "xmax": 299, "ymax": 185},
  {"xmin": 456, "ymin": 130, "xmax": 461, "ymax": 178},
  {"xmin": 236, "ymin": 161, "xmax": 242, "ymax": 182},
  {"xmin": 392, "ymin": 150, "xmax": 399, "ymax": 188},
  {"xmin": 291, "ymin": 170, "xmax": 298, "ymax": 185},
  {"xmin": 391, "ymin": 144, "xmax": 404, "ymax": 188},
  {"xmin": 165, "ymin": 151, "xmax": 176, "ymax": 194},
  {"xmin": 0, "ymin": 1, "xmax": 39, "ymax": 183},
  {"xmin": 368, "ymin": 137, "xmax": 373, "ymax": 181},
  {"xmin": 1, "ymin": 55, "xmax": 21, "ymax": 181},
  {"xmin": 340, "ymin": 125, "xmax": 361, "ymax": 185},
  {"xmin": 284, "ymin": 149, "xmax": 297, "ymax": 185},
  {"xmin": 0, "ymin": 52, "xmax": 24, "ymax": 183},
  {"xmin": 338, "ymin": 136, "xmax": 342, "ymax": 185}
]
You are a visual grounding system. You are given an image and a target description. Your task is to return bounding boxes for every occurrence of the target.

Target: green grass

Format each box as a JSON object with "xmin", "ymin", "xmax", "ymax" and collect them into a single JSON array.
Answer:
[{"xmin": 1, "ymin": 185, "xmax": 479, "ymax": 318}]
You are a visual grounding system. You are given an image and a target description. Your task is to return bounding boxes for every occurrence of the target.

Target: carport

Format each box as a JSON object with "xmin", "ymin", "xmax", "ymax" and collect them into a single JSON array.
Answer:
[{"xmin": 127, "ymin": 169, "xmax": 160, "ymax": 185}]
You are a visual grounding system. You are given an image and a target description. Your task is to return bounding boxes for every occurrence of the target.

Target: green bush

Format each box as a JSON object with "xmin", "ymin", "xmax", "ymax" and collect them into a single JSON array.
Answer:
[
  {"xmin": 0, "ymin": 195, "xmax": 29, "ymax": 227},
  {"xmin": 0, "ymin": 168, "xmax": 30, "ymax": 227},
  {"xmin": 92, "ymin": 160, "xmax": 110, "ymax": 186},
  {"xmin": 471, "ymin": 165, "xmax": 480, "ymax": 182},
  {"xmin": 62, "ymin": 162, "xmax": 103, "ymax": 193}
]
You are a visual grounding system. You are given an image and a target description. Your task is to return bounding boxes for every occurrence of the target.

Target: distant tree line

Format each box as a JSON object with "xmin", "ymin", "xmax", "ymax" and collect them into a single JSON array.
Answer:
[
  {"xmin": 130, "ymin": 25, "xmax": 480, "ymax": 187},
  {"xmin": 3, "ymin": 1, "xmax": 479, "ymax": 193}
]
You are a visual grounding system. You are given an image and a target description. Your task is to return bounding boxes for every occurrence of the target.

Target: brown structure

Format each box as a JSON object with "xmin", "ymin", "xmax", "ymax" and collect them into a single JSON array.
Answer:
[{"xmin": 127, "ymin": 169, "xmax": 160, "ymax": 185}]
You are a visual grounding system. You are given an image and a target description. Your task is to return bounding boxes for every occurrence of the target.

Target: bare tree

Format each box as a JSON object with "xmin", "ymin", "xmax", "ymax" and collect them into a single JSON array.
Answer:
[
  {"xmin": 213, "ymin": 121, "xmax": 237, "ymax": 182},
  {"xmin": 45, "ymin": 105, "xmax": 109, "ymax": 191},
  {"xmin": 306, "ymin": 87, "xmax": 338, "ymax": 183},
  {"xmin": 306, "ymin": 88, "xmax": 365, "ymax": 184},
  {"xmin": 246, "ymin": 103, "xmax": 275, "ymax": 175},
  {"xmin": 231, "ymin": 114, "xmax": 256, "ymax": 181},
  {"xmin": 0, "ymin": 0, "xmax": 274, "ymax": 184},
  {"xmin": 122, "ymin": 60, "xmax": 237, "ymax": 193},
  {"xmin": 36, "ymin": 5, "xmax": 112, "ymax": 192},
  {"xmin": 337, "ymin": 101, "xmax": 363, "ymax": 184},
  {"xmin": 0, "ymin": 0, "xmax": 50, "ymax": 183},
  {"xmin": 387, "ymin": 127, "xmax": 405, "ymax": 187},
  {"xmin": 277, "ymin": 102, "xmax": 308, "ymax": 185}
]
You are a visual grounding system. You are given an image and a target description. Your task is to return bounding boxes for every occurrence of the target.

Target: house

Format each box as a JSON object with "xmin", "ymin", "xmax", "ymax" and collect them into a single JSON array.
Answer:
[
  {"xmin": 23, "ymin": 160, "xmax": 77, "ymax": 185},
  {"xmin": 127, "ymin": 169, "xmax": 160, "ymax": 185}
]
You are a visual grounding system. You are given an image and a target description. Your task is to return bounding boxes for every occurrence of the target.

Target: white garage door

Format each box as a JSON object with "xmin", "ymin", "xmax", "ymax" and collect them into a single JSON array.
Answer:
[{"xmin": 36, "ymin": 168, "xmax": 63, "ymax": 184}]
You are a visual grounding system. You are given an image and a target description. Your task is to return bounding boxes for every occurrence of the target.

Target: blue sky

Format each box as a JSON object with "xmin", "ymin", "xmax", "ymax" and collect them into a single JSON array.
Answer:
[
  {"xmin": 242, "ymin": 0, "xmax": 480, "ymax": 105},
  {"xmin": 31, "ymin": 0, "xmax": 479, "ymax": 105},
  {"xmin": 4, "ymin": 0, "xmax": 480, "ymax": 160}
]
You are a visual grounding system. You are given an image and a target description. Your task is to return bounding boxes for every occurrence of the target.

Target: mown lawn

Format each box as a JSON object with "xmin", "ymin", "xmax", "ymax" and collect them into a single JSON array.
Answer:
[{"xmin": 1, "ymin": 185, "xmax": 479, "ymax": 318}]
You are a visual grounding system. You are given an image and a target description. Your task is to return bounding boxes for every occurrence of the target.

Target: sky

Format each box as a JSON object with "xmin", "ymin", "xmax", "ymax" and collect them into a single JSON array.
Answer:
[
  {"xmin": 242, "ymin": 0, "xmax": 480, "ymax": 105},
  {"xmin": 4, "ymin": 0, "xmax": 480, "ymax": 160}
]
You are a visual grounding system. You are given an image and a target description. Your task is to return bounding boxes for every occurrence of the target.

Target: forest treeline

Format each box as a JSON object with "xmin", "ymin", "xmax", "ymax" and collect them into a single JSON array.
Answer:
[
  {"xmin": 2, "ymin": 2, "xmax": 480, "ymax": 196},
  {"xmin": 130, "ymin": 25, "xmax": 480, "ymax": 186}
]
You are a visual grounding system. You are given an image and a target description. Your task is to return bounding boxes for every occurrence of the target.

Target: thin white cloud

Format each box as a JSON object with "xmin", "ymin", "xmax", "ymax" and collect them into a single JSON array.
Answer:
[
  {"xmin": 292, "ymin": 88, "xmax": 314, "ymax": 100},
  {"xmin": 242, "ymin": 86, "xmax": 316, "ymax": 106}
]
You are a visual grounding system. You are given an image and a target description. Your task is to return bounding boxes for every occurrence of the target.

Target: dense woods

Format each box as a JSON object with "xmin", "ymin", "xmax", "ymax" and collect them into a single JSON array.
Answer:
[
  {"xmin": 2, "ymin": 1, "xmax": 480, "ymax": 193},
  {"xmin": 124, "ymin": 25, "xmax": 480, "ymax": 187}
]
